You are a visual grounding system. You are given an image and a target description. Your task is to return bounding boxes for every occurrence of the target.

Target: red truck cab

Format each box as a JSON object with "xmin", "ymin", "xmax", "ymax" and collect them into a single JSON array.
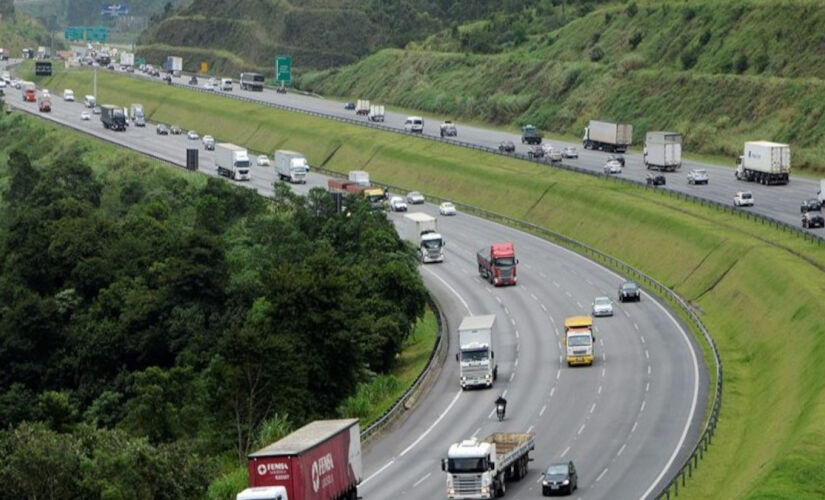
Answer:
[{"xmin": 477, "ymin": 243, "xmax": 517, "ymax": 286}]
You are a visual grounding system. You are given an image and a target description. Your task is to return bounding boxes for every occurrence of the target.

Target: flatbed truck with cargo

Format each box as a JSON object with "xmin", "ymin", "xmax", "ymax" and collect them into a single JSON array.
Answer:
[{"xmin": 443, "ymin": 432, "xmax": 535, "ymax": 498}]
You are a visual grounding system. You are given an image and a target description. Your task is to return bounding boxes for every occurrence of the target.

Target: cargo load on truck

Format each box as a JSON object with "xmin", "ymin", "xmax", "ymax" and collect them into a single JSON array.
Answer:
[
  {"xmin": 456, "ymin": 314, "xmax": 497, "ymax": 389},
  {"xmin": 477, "ymin": 243, "xmax": 517, "ymax": 286},
  {"xmin": 215, "ymin": 143, "xmax": 251, "ymax": 181},
  {"xmin": 355, "ymin": 99, "xmax": 370, "ymax": 115},
  {"xmin": 644, "ymin": 131, "xmax": 682, "ymax": 171},
  {"xmin": 240, "ymin": 419, "xmax": 362, "ymax": 500},
  {"xmin": 240, "ymin": 72, "xmax": 265, "ymax": 91},
  {"xmin": 348, "ymin": 170, "xmax": 370, "ymax": 187},
  {"xmin": 164, "ymin": 56, "xmax": 182, "ymax": 76},
  {"xmin": 400, "ymin": 213, "xmax": 445, "ymax": 263},
  {"xmin": 583, "ymin": 120, "xmax": 633, "ymax": 153},
  {"xmin": 564, "ymin": 316, "xmax": 595, "ymax": 367},
  {"xmin": 119, "ymin": 52, "xmax": 134, "ymax": 68},
  {"xmin": 275, "ymin": 150, "xmax": 309, "ymax": 184},
  {"xmin": 442, "ymin": 432, "xmax": 535, "ymax": 498},
  {"xmin": 100, "ymin": 104, "xmax": 127, "ymax": 131},
  {"xmin": 368, "ymin": 105, "xmax": 384, "ymax": 122},
  {"xmin": 735, "ymin": 141, "xmax": 791, "ymax": 185}
]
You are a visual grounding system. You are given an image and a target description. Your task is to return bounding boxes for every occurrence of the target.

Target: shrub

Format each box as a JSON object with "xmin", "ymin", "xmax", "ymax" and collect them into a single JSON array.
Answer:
[
  {"xmin": 734, "ymin": 53, "xmax": 749, "ymax": 74},
  {"xmin": 699, "ymin": 30, "xmax": 711, "ymax": 46},
  {"xmin": 629, "ymin": 30, "xmax": 643, "ymax": 50},
  {"xmin": 590, "ymin": 46, "xmax": 605, "ymax": 62},
  {"xmin": 681, "ymin": 50, "xmax": 698, "ymax": 69},
  {"xmin": 591, "ymin": 31, "xmax": 601, "ymax": 45},
  {"xmin": 626, "ymin": 2, "xmax": 638, "ymax": 18},
  {"xmin": 683, "ymin": 7, "xmax": 696, "ymax": 21}
]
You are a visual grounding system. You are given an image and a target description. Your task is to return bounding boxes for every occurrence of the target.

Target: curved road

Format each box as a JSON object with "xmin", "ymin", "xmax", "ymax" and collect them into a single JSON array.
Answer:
[{"xmin": 4, "ymin": 78, "xmax": 707, "ymax": 499}]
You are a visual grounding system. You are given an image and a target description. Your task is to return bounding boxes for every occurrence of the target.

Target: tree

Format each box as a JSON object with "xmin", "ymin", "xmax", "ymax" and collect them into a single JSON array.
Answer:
[{"xmin": 0, "ymin": 0, "xmax": 14, "ymax": 18}]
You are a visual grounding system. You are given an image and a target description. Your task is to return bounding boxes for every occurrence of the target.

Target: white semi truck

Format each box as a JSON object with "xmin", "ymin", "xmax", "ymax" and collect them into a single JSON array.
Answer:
[
  {"xmin": 129, "ymin": 103, "xmax": 145, "ymax": 126},
  {"xmin": 275, "ymin": 150, "xmax": 309, "ymax": 184},
  {"xmin": 355, "ymin": 99, "xmax": 370, "ymax": 115},
  {"xmin": 583, "ymin": 120, "xmax": 633, "ymax": 153},
  {"xmin": 215, "ymin": 143, "xmax": 251, "ymax": 181},
  {"xmin": 164, "ymin": 56, "xmax": 183, "ymax": 76},
  {"xmin": 644, "ymin": 131, "xmax": 682, "ymax": 171},
  {"xmin": 456, "ymin": 314, "xmax": 496, "ymax": 389},
  {"xmin": 348, "ymin": 170, "xmax": 370, "ymax": 187},
  {"xmin": 119, "ymin": 52, "xmax": 134, "ymax": 68},
  {"xmin": 442, "ymin": 432, "xmax": 535, "ymax": 498},
  {"xmin": 401, "ymin": 213, "xmax": 445, "ymax": 264},
  {"xmin": 368, "ymin": 105, "xmax": 385, "ymax": 122},
  {"xmin": 735, "ymin": 141, "xmax": 791, "ymax": 185}
]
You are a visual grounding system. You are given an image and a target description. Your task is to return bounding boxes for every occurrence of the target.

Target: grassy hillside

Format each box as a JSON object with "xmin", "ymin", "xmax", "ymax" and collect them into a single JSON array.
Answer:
[
  {"xmin": 0, "ymin": 12, "xmax": 55, "ymax": 55},
  {"xmin": 301, "ymin": 0, "xmax": 825, "ymax": 173},
  {"xmin": 34, "ymin": 68, "xmax": 825, "ymax": 497}
]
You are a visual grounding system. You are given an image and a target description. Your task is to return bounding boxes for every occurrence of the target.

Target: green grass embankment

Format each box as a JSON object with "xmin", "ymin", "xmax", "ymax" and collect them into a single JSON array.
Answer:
[{"xmin": 33, "ymin": 69, "xmax": 825, "ymax": 498}]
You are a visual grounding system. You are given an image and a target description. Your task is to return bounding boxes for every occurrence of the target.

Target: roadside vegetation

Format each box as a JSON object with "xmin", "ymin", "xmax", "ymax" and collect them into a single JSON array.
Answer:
[
  {"xmin": 0, "ymin": 110, "xmax": 430, "ymax": 497},
  {"xmin": 0, "ymin": 5, "xmax": 58, "ymax": 55},
  {"xmin": 28, "ymin": 68, "xmax": 825, "ymax": 497}
]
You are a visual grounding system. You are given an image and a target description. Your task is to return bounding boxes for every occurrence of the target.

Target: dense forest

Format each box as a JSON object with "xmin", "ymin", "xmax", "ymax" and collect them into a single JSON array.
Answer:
[{"xmin": 0, "ymin": 112, "xmax": 427, "ymax": 497}]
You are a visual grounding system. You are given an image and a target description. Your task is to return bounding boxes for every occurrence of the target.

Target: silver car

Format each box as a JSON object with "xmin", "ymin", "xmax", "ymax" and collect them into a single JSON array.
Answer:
[
  {"xmin": 406, "ymin": 191, "xmax": 425, "ymax": 204},
  {"xmin": 603, "ymin": 160, "xmax": 622, "ymax": 174},
  {"xmin": 687, "ymin": 169, "xmax": 709, "ymax": 185},
  {"xmin": 563, "ymin": 146, "xmax": 578, "ymax": 159},
  {"xmin": 592, "ymin": 296, "xmax": 614, "ymax": 317}
]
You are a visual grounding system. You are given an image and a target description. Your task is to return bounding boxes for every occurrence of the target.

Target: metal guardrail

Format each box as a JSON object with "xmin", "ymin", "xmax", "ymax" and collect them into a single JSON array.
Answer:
[{"xmin": 314, "ymin": 165, "xmax": 723, "ymax": 498}]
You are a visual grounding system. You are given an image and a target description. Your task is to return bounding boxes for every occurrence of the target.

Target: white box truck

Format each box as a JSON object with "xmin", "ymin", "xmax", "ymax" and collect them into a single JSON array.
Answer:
[
  {"xmin": 164, "ymin": 56, "xmax": 183, "ymax": 76},
  {"xmin": 129, "ymin": 103, "xmax": 145, "ymax": 127},
  {"xmin": 368, "ymin": 105, "xmax": 385, "ymax": 122},
  {"xmin": 456, "ymin": 314, "xmax": 496, "ymax": 389},
  {"xmin": 220, "ymin": 78, "xmax": 233, "ymax": 91},
  {"xmin": 735, "ymin": 141, "xmax": 791, "ymax": 185},
  {"xmin": 355, "ymin": 99, "xmax": 370, "ymax": 115},
  {"xmin": 401, "ymin": 213, "xmax": 445, "ymax": 263},
  {"xmin": 582, "ymin": 120, "xmax": 633, "ymax": 152},
  {"xmin": 644, "ymin": 131, "xmax": 682, "ymax": 171},
  {"xmin": 442, "ymin": 432, "xmax": 534, "ymax": 498},
  {"xmin": 818, "ymin": 179, "xmax": 825, "ymax": 205},
  {"xmin": 348, "ymin": 170, "xmax": 370, "ymax": 187},
  {"xmin": 275, "ymin": 150, "xmax": 309, "ymax": 184},
  {"xmin": 215, "ymin": 143, "xmax": 251, "ymax": 181},
  {"xmin": 119, "ymin": 52, "xmax": 134, "ymax": 68}
]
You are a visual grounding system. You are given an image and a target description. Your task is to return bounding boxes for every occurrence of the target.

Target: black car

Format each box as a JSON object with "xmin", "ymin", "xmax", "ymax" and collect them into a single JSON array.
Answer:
[
  {"xmin": 344, "ymin": 102, "xmax": 356, "ymax": 110},
  {"xmin": 646, "ymin": 173, "xmax": 666, "ymax": 186},
  {"xmin": 276, "ymin": 85, "xmax": 287, "ymax": 94},
  {"xmin": 527, "ymin": 145, "xmax": 545, "ymax": 159},
  {"xmin": 541, "ymin": 461, "xmax": 578, "ymax": 496},
  {"xmin": 618, "ymin": 281, "xmax": 641, "ymax": 302},
  {"xmin": 163, "ymin": 74, "xmax": 172, "ymax": 84},
  {"xmin": 499, "ymin": 140, "xmax": 516, "ymax": 153},
  {"xmin": 607, "ymin": 154, "xmax": 625, "ymax": 167},
  {"xmin": 800, "ymin": 198, "xmax": 822, "ymax": 213},
  {"xmin": 802, "ymin": 211, "xmax": 825, "ymax": 229},
  {"xmin": 189, "ymin": 75, "xmax": 198, "ymax": 85}
]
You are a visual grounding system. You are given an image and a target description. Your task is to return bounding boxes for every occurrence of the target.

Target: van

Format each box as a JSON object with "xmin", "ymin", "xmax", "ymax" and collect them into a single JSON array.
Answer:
[
  {"xmin": 63, "ymin": 89, "xmax": 74, "ymax": 101},
  {"xmin": 220, "ymin": 78, "xmax": 233, "ymax": 91},
  {"xmin": 404, "ymin": 116, "xmax": 424, "ymax": 133},
  {"xmin": 84, "ymin": 94, "xmax": 96, "ymax": 108}
]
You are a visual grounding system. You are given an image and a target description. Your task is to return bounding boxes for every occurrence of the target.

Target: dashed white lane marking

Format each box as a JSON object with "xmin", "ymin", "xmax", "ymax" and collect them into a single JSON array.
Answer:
[
  {"xmin": 576, "ymin": 301, "xmax": 583, "ymax": 309},
  {"xmin": 530, "ymin": 293, "xmax": 538, "ymax": 301},
  {"xmin": 640, "ymin": 335, "xmax": 646, "ymax": 344},
  {"xmin": 510, "ymin": 318, "xmax": 516, "ymax": 326},
  {"xmin": 550, "ymin": 387, "xmax": 556, "ymax": 397},
  {"xmin": 503, "ymin": 389, "xmax": 508, "ymax": 398},
  {"xmin": 412, "ymin": 473, "xmax": 432, "ymax": 488},
  {"xmin": 648, "ymin": 365, "xmax": 652, "ymax": 375},
  {"xmin": 624, "ymin": 310, "xmax": 631, "ymax": 318},
  {"xmin": 577, "ymin": 424, "xmax": 586, "ymax": 435},
  {"xmin": 617, "ymin": 443, "xmax": 627, "ymax": 457},
  {"xmin": 598, "ymin": 385, "xmax": 602, "ymax": 395},
  {"xmin": 398, "ymin": 390, "xmax": 462, "ymax": 457},
  {"xmin": 590, "ymin": 403, "xmax": 597, "ymax": 414},
  {"xmin": 559, "ymin": 355, "xmax": 563, "ymax": 364},
  {"xmin": 599, "ymin": 338, "xmax": 604, "ymax": 347},
  {"xmin": 565, "ymin": 291, "xmax": 573, "ymax": 298},
  {"xmin": 556, "ymin": 370, "xmax": 561, "ymax": 380},
  {"xmin": 541, "ymin": 304, "xmax": 548, "ymax": 312},
  {"xmin": 640, "ymin": 401, "xmax": 646, "ymax": 413},
  {"xmin": 561, "ymin": 446, "xmax": 570, "ymax": 457},
  {"xmin": 601, "ymin": 368, "xmax": 606, "ymax": 377},
  {"xmin": 540, "ymin": 405, "xmax": 547, "ymax": 417},
  {"xmin": 645, "ymin": 382, "xmax": 650, "ymax": 392},
  {"xmin": 515, "ymin": 359, "xmax": 519, "ymax": 367},
  {"xmin": 553, "ymin": 281, "xmax": 560, "ymax": 287},
  {"xmin": 361, "ymin": 460, "xmax": 395, "ymax": 486},
  {"xmin": 504, "ymin": 306, "xmax": 510, "ymax": 316},
  {"xmin": 539, "ymin": 272, "xmax": 547, "ymax": 279},
  {"xmin": 557, "ymin": 341, "xmax": 562, "ymax": 350},
  {"xmin": 422, "ymin": 267, "xmax": 472, "ymax": 314},
  {"xmin": 496, "ymin": 296, "xmax": 502, "ymax": 304},
  {"xmin": 515, "ymin": 330, "xmax": 520, "ymax": 339},
  {"xmin": 472, "ymin": 427, "xmax": 481, "ymax": 438},
  {"xmin": 633, "ymin": 322, "xmax": 639, "ymax": 331},
  {"xmin": 602, "ymin": 352, "xmax": 606, "ymax": 362},
  {"xmin": 645, "ymin": 350, "xmax": 650, "ymax": 360},
  {"xmin": 596, "ymin": 468, "xmax": 608, "ymax": 482},
  {"xmin": 631, "ymin": 421, "xmax": 638, "ymax": 433},
  {"xmin": 527, "ymin": 425, "xmax": 534, "ymax": 434},
  {"xmin": 509, "ymin": 373, "xmax": 515, "ymax": 382},
  {"xmin": 524, "ymin": 263, "xmax": 533, "ymax": 269}
]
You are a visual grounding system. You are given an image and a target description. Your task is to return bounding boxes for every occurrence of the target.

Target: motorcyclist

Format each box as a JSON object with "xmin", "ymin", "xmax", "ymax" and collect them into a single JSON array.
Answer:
[{"xmin": 495, "ymin": 395, "xmax": 507, "ymax": 421}]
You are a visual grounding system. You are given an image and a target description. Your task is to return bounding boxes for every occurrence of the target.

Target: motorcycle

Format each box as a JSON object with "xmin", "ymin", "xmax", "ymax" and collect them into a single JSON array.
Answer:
[{"xmin": 495, "ymin": 398, "xmax": 507, "ymax": 422}]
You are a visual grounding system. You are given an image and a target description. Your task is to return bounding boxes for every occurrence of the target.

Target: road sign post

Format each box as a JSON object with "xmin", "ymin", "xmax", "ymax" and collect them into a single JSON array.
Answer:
[{"xmin": 275, "ymin": 55, "xmax": 292, "ymax": 86}]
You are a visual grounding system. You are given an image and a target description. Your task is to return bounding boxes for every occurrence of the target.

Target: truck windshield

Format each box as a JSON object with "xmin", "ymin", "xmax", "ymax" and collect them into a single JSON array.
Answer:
[
  {"xmin": 495, "ymin": 257, "xmax": 515, "ymax": 266},
  {"xmin": 461, "ymin": 350, "xmax": 489, "ymax": 362},
  {"xmin": 568, "ymin": 334, "xmax": 592, "ymax": 347},
  {"xmin": 422, "ymin": 238, "xmax": 443, "ymax": 249},
  {"xmin": 235, "ymin": 160, "xmax": 250, "ymax": 168},
  {"xmin": 448, "ymin": 457, "xmax": 489, "ymax": 473},
  {"xmin": 367, "ymin": 194, "xmax": 384, "ymax": 203}
]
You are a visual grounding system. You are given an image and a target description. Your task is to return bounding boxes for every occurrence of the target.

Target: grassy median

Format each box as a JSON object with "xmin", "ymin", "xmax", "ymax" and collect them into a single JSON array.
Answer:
[{"xmin": 29, "ymin": 68, "xmax": 825, "ymax": 498}]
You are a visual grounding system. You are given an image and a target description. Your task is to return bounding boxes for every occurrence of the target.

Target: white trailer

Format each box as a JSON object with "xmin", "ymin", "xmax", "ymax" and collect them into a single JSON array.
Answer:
[
  {"xmin": 355, "ymin": 99, "xmax": 370, "ymax": 115},
  {"xmin": 401, "ymin": 212, "xmax": 445, "ymax": 263},
  {"xmin": 275, "ymin": 150, "xmax": 309, "ymax": 184},
  {"xmin": 119, "ymin": 52, "xmax": 134, "ymax": 67},
  {"xmin": 582, "ymin": 120, "xmax": 633, "ymax": 153},
  {"xmin": 456, "ymin": 314, "xmax": 496, "ymax": 389},
  {"xmin": 220, "ymin": 78, "xmax": 233, "ymax": 91},
  {"xmin": 165, "ymin": 56, "xmax": 183, "ymax": 75},
  {"xmin": 368, "ymin": 105, "xmax": 384, "ymax": 122},
  {"xmin": 129, "ymin": 103, "xmax": 145, "ymax": 126},
  {"xmin": 443, "ymin": 433, "xmax": 535, "ymax": 498},
  {"xmin": 215, "ymin": 143, "xmax": 251, "ymax": 181},
  {"xmin": 348, "ymin": 170, "xmax": 370, "ymax": 187},
  {"xmin": 735, "ymin": 141, "xmax": 791, "ymax": 185},
  {"xmin": 644, "ymin": 131, "xmax": 682, "ymax": 171},
  {"xmin": 818, "ymin": 179, "xmax": 825, "ymax": 205}
]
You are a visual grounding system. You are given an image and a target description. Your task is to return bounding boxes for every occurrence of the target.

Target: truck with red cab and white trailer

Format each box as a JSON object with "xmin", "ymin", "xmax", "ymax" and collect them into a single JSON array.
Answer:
[
  {"xmin": 477, "ymin": 243, "xmax": 517, "ymax": 286},
  {"xmin": 238, "ymin": 419, "xmax": 362, "ymax": 500}
]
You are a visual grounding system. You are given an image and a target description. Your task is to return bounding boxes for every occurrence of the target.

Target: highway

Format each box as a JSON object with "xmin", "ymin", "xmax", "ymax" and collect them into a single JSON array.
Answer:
[{"xmin": 3, "ymin": 72, "xmax": 707, "ymax": 499}]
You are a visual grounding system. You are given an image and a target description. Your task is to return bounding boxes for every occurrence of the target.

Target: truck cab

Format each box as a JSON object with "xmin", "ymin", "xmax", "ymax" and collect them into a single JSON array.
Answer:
[
  {"xmin": 363, "ymin": 188, "xmax": 386, "ymax": 210},
  {"xmin": 477, "ymin": 243, "xmax": 517, "ymax": 286},
  {"xmin": 221, "ymin": 78, "xmax": 233, "ymax": 91},
  {"xmin": 402, "ymin": 212, "xmax": 445, "ymax": 262},
  {"xmin": 563, "ymin": 316, "xmax": 595, "ymax": 366},
  {"xmin": 443, "ymin": 433, "xmax": 534, "ymax": 499},
  {"xmin": 457, "ymin": 315, "xmax": 497, "ymax": 389},
  {"xmin": 521, "ymin": 125, "xmax": 541, "ymax": 145}
]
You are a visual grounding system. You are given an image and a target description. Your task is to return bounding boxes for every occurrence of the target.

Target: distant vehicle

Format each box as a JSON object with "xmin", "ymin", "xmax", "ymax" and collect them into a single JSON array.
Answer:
[
  {"xmin": 355, "ymin": 99, "xmax": 370, "ymax": 115},
  {"xmin": 63, "ymin": 89, "xmax": 74, "ymax": 101},
  {"xmin": 84, "ymin": 95, "xmax": 96, "ymax": 107},
  {"xmin": 187, "ymin": 130, "xmax": 199, "ymax": 140},
  {"xmin": 603, "ymin": 160, "xmax": 622, "ymax": 174},
  {"xmin": 215, "ymin": 143, "xmax": 251, "ymax": 181},
  {"xmin": 275, "ymin": 150, "xmax": 309, "ymax": 184},
  {"xmin": 592, "ymin": 296, "xmax": 613, "ymax": 317},
  {"xmin": 163, "ymin": 74, "xmax": 172, "ymax": 84},
  {"xmin": 202, "ymin": 135, "xmax": 215, "ymax": 150},
  {"xmin": 606, "ymin": 154, "xmax": 625, "ymax": 167},
  {"xmin": 220, "ymin": 78, "xmax": 233, "ymax": 91},
  {"xmin": 130, "ymin": 103, "xmax": 145, "ymax": 127},
  {"xmin": 583, "ymin": 120, "xmax": 632, "ymax": 152},
  {"xmin": 818, "ymin": 180, "xmax": 825, "ymax": 205},
  {"xmin": 564, "ymin": 316, "xmax": 595, "ymax": 367},
  {"xmin": 455, "ymin": 315, "xmax": 496, "ymax": 388},
  {"xmin": 442, "ymin": 432, "xmax": 534, "ymax": 498},
  {"xmin": 240, "ymin": 72, "xmax": 265, "ymax": 91},
  {"xmin": 687, "ymin": 168, "xmax": 709, "ymax": 185},
  {"xmin": 547, "ymin": 148, "xmax": 563, "ymax": 163},
  {"xmin": 646, "ymin": 173, "xmax": 666, "ymax": 186},
  {"xmin": 276, "ymin": 85, "xmax": 286, "ymax": 94},
  {"xmin": 100, "ymin": 104, "xmax": 126, "ymax": 131},
  {"xmin": 344, "ymin": 102, "xmax": 356, "ymax": 110},
  {"xmin": 156, "ymin": 124, "xmax": 169, "ymax": 135},
  {"xmin": 800, "ymin": 199, "xmax": 822, "ymax": 213},
  {"xmin": 38, "ymin": 94, "xmax": 51, "ymax": 112},
  {"xmin": 618, "ymin": 281, "xmax": 641, "ymax": 302},
  {"xmin": 521, "ymin": 124, "xmax": 542, "ymax": 145},
  {"xmin": 562, "ymin": 146, "xmax": 578, "ymax": 158},
  {"xmin": 404, "ymin": 116, "xmax": 424, "ymax": 133},
  {"xmin": 440, "ymin": 120, "xmax": 457, "ymax": 137},
  {"xmin": 21, "ymin": 81, "xmax": 36, "ymax": 102},
  {"xmin": 189, "ymin": 75, "xmax": 198, "ymax": 85},
  {"xmin": 406, "ymin": 191, "xmax": 425, "ymax": 204},
  {"xmin": 348, "ymin": 170, "xmax": 369, "ymax": 187},
  {"xmin": 734, "ymin": 191, "xmax": 754, "ymax": 207},
  {"xmin": 236, "ymin": 486, "xmax": 287, "ymax": 500},
  {"xmin": 644, "ymin": 131, "xmax": 682, "ymax": 171},
  {"xmin": 527, "ymin": 145, "xmax": 545, "ymax": 159},
  {"xmin": 439, "ymin": 202, "xmax": 456, "ymax": 216},
  {"xmin": 170, "ymin": 125, "xmax": 182, "ymax": 135},
  {"xmin": 389, "ymin": 196, "xmax": 408, "ymax": 212},
  {"xmin": 477, "ymin": 243, "xmax": 517, "ymax": 286},
  {"xmin": 802, "ymin": 211, "xmax": 825, "ymax": 229},
  {"xmin": 541, "ymin": 461, "xmax": 578, "ymax": 496},
  {"xmin": 164, "ymin": 56, "xmax": 183, "ymax": 76},
  {"xmin": 202, "ymin": 82, "xmax": 215, "ymax": 91},
  {"xmin": 92, "ymin": 106, "xmax": 101, "ymax": 115},
  {"xmin": 499, "ymin": 140, "xmax": 516, "ymax": 153},
  {"xmin": 80, "ymin": 111, "xmax": 91, "ymax": 120},
  {"xmin": 368, "ymin": 105, "xmax": 385, "ymax": 122},
  {"xmin": 257, "ymin": 155, "xmax": 270, "ymax": 167},
  {"xmin": 735, "ymin": 141, "xmax": 790, "ymax": 185}
]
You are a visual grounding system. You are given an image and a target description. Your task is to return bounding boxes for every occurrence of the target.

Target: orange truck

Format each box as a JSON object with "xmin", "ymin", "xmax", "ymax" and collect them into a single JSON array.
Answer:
[{"xmin": 21, "ymin": 82, "xmax": 36, "ymax": 102}]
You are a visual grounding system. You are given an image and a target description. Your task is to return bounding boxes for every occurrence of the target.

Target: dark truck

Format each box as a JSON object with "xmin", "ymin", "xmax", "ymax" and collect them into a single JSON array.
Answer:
[
  {"xmin": 477, "ymin": 243, "xmax": 518, "ymax": 286},
  {"xmin": 100, "ymin": 104, "xmax": 127, "ymax": 131},
  {"xmin": 521, "ymin": 125, "xmax": 542, "ymax": 145}
]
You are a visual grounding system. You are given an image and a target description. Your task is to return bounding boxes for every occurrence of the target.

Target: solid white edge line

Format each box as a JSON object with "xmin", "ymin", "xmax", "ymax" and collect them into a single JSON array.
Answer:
[
  {"xmin": 422, "ymin": 266, "xmax": 472, "ymax": 314},
  {"xmin": 399, "ymin": 390, "xmax": 462, "ymax": 458},
  {"xmin": 361, "ymin": 459, "xmax": 395, "ymax": 486}
]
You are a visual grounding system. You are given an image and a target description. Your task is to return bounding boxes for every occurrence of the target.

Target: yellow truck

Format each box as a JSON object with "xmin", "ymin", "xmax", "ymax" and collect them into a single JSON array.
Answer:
[{"xmin": 563, "ymin": 316, "xmax": 595, "ymax": 366}]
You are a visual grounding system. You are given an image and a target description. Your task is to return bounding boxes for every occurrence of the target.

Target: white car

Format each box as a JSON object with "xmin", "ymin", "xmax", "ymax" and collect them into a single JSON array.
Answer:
[
  {"xmin": 439, "ymin": 202, "xmax": 457, "ymax": 216},
  {"xmin": 404, "ymin": 116, "xmax": 424, "ymax": 133},
  {"xmin": 734, "ymin": 191, "xmax": 754, "ymax": 207},
  {"xmin": 202, "ymin": 82, "xmax": 215, "ymax": 91},
  {"xmin": 389, "ymin": 196, "xmax": 408, "ymax": 212},
  {"xmin": 257, "ymin": 155, "xmax": 270, "ymax": 167},
  {"xmin": 563, "ymin": 146, "xmax": 578, "ymax": 158},
  {"xmin": 603, "ymin": 160, "xmax": 622, "ymax": 174},
  {"xmin": 406, "ymin": 191, "xmax": 425, "ymax": 204},
  {"xmin": 687, "ymin": 169, "xmax": 709, "ymax": 185},
  {"xmin": 80, "ymin": 111, "xmax": 91, "ymax": 120},
  {"xmin": 547, "ymin": 148, "xmax": 563, "ymax": 162},
  {"xmin": 187, "ymin": 130, "xmax": 199, "ymax": 140},
  {"xmin": 202, "ymin": 135, "xmax": 215, "ymax": 150},
  {"xmin": 541, "ymin": 143, "xmax": 554, "ymax": 154},
  {"xmin": 592, "ymin": 296, "xmax": 614, "ymax": 317}
]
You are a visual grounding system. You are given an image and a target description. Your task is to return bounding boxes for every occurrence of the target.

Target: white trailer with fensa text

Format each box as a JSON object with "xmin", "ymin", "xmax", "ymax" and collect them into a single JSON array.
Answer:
[
  {"xmin": 275, "ymin": 150, "xmax": 309, "ymax": 184},
  {"xmin": 456, "ymin": 314, "xmax": 496, "ymax": 389},
  {"xmin": 215, "ymin": 143, "xmax": 251, "ymax": 181},
  {"xmin": 401, "ymin": 213, "xmax": 445, "ymax": 263}
]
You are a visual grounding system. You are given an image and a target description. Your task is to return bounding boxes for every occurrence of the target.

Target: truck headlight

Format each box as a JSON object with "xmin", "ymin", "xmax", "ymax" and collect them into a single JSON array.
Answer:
[
  {"xmin": 562, "ymin": 479, "xmax": 569, "ymax": 485},
  {"xmin": 481, "ymin": 487, "xmax": 489, "ymax": 495},
  {"xmin": 485, "ymin": 373, "xmax": 491, "ymax": 380},
  {"xmin": 448, "ymin": 487, "xmax": 455, "ymax": 495},
  {"xmin": 542, "ymin": 480, "xmax": 549, "ymax": 486}
]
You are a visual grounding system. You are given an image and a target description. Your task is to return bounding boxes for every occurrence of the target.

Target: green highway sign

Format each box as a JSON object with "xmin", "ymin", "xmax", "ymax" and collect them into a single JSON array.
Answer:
[
  {"xmin": 135, "ymin": 57, "xmax": 146, "ymax": 66},
  {"xmin": 87, "ymin": 26, "xmax": 109, "ymax": 42},
  {"xmin": 275, "ymin": 55, "xmax": 291, "ymax": 85},
  {"xmin": 65, "ymin": 27, "xmax": 85, "ymax": 41},
  {"xmin": 64, "ymin": 26, "xmax": 109, "ymax": 42}
]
